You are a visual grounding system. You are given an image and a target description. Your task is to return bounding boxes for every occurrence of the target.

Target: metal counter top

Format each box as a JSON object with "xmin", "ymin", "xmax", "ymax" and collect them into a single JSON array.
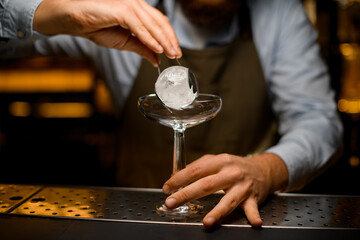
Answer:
[{"xmin": 0, "ymin": 184, "xmax": 359, "ymax": 239}]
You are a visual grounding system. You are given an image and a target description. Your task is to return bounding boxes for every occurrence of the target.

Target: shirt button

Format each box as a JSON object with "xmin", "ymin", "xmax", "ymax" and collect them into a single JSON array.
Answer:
[{"xmin": 17, "ymin": 30, "xmax": 24, "ymax": 38}]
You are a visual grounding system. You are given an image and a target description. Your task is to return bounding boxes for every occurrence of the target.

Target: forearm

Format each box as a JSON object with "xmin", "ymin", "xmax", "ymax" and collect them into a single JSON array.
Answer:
[
  {"xmin": 33, "ymin": 0, "xmax": 86, "ymax": 36},
  {"xmin": 259, "ymin": 0, "xmax": 343, "ymax": 191}
]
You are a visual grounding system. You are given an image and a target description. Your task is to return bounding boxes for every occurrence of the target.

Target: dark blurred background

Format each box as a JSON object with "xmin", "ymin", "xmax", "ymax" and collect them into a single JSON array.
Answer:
[{"xmin": 0, "ymin": 0, "xmax": 359, "ymax": 195}]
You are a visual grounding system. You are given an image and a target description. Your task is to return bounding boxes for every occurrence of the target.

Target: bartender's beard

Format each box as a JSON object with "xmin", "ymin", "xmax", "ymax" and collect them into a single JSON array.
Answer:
[{"xmin": 177, "ymin": 0, "xmax": 243, "ymax": 31}]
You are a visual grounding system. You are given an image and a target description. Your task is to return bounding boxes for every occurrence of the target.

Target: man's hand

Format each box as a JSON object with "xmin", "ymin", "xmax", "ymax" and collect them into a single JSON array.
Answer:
[
  {"xmin": 33, "ymin": 0, "xmax": 181, "ymax": 66},
  {"xmin": 162, "ymin": 153, "xmax": 289, "ymax": 228}
]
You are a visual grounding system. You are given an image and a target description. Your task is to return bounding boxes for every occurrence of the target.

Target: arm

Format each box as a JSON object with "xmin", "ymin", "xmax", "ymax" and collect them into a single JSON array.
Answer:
[
  {"xmin": 251, "ymin": 0, "xmax": 343, "ymax": 191},
  {"xmin": 162, "ymin": 0, "xmax": 343, "ymax": 228},
  {"xmin": 1, "ymin": 0, "xmax": 181, "ymax": 65},
  {"xmin": 1, "ymin": 0, "xmax": 152, "ymax": 111}
]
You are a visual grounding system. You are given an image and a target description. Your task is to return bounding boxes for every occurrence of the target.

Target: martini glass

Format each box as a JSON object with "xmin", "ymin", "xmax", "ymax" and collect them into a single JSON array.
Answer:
[{"xmin": 138, "ymin": 93, "xmax": 222, "ymax": 217}]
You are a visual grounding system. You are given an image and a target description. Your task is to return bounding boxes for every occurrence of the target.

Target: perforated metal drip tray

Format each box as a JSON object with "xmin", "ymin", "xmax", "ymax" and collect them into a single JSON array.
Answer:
[
  {"xmin": 2, "ymin": 185, "xmax": 360, "ymax": 229},
  {"xmin": 0, "ymin": 184, "xmax": 42, "ymax": 213}
]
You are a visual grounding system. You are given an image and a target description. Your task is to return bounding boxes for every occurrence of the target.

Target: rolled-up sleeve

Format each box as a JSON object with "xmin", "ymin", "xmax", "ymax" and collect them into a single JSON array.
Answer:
[{"xmin": 0, "ymin": 0, "xmax": 44, "ymax": 39}]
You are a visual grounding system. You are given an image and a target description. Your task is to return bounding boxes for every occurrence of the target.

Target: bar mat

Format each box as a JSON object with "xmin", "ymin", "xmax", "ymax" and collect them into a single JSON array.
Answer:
[
  {"xmin": 0, "ymin": 184, "xmax": 42, "ymax": 213},
  {"xmin": 7, "ymin": 186, "xmax": 360, "ymax": 229}
]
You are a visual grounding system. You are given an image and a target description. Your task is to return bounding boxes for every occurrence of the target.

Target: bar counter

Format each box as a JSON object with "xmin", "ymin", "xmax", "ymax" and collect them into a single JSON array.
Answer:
[{"xmin": 0, "ymin": 184, "xmax": 359, "ymax": 239}]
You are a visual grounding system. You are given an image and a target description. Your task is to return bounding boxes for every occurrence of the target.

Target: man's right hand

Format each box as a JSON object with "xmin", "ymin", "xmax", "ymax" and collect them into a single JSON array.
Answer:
[{"xmin": 33, "ymin": 0, "xmax": 182, "ymax": 66}]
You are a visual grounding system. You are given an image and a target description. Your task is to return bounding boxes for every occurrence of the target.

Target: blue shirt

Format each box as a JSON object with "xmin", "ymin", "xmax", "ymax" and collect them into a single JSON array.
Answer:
[{"xmin": 0, "ymin": 0, "xmax": 343, "ymax": 191}]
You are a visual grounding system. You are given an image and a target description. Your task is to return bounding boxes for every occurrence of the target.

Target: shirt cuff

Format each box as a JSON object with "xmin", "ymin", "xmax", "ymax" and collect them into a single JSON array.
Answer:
[
  {"xmin": 265, "ymin": 140, "xmax": 312, "ymax": 192},
  {"xmin": 1, "ymin": 0, "xmax": 44, "ymax": 40}
]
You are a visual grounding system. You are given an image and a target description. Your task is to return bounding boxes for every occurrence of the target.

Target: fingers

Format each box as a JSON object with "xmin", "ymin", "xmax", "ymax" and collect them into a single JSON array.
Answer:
[
  {"xmin": 242, "ymin": 198, "xmax": 263, "ymax": 227},
  {"xmin": 162, "ymin": 153, "xmax": 265, "ymax": 229},
  {"xmin": 120, "ymin": 10, "xmax": 164, "ymax": 54},
  {"xmin": 202, "ymin": 187, "xmax": 249, "ymax": 228},
  {"xmin": 119, "ymin": 0, "xmax": 181, "ymax": 59},
  {"xmin": 122, "ymin": 36, "xmax": 159, "ymax": 67},
  {"xmin": 164, "ymin": 173, "xmax": 229, "ymax": 209},
  {"xmin": 140, "ymin": 4, "xmax": 182, "ymax": 58},
  {"xmin": 86, "ymin": 26, "xmax": 158, "ymax": 66},
  {"xmin": 167, "ymin": 184, "xmax": 263, "ymax": 229},
  {"xmin": 163, "ymin": 154, "xmax": 219, "ymax": 194},
  {"xmin": 35, "ymin": 0, "xmax": 181, "ymax": 59},
  {"xmin": 203, "ymin": 195, "xmax": 263, "ymax": 228},
  {"xmin": 204, "ymin": 197, "xmax": 263, "ymax": 228}
]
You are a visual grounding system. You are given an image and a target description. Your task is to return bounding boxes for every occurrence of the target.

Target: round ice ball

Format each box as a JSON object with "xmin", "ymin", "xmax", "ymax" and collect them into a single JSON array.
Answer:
[{"xmin": 155, "ymin": 66, "xmax": 198, "ymax": 110}]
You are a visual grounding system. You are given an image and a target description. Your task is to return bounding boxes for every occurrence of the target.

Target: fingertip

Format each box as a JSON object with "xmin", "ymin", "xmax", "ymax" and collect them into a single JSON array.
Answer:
[
  {"xmin": 171, "ymin": 47, "xmax": 177, "ymax": 57},
  {"xmin": 203, "ymin": 216, "xmax": 216, "ymax": 228},
  {"xmin": 167, "ymin": 54, "xmax": 176, "ymax": 59},
  {"xmin": 242, "ymin": 198, "xmax": 262, "ymax": 227},
  {"xmin": 162, "ymin": 184, "xmax": 170, "ymax": 194},
  {"xmin": 149, "ymin": 59, "xmax": 158, "ymax": 67},
  {"xmin": 250, "ymin": 217, "xmax": 263, "ymax": 228},
  {"xmin": 165, "ymin": 197, "xmax": 177, "ymax": 209},
  {"xmin": 176, "ymin": 47, "xmax": 182, "ymax": 59},
  {"xmin": 151, "ymin": 61, "xmax": 158, "ymax": 67},
  {"xmin": 164, "ymin": 49, "xmax": 177, "ymax": 59},
  {"xmin": 155, "ymin": 45, "xmax": 164, "ymax": 54}
]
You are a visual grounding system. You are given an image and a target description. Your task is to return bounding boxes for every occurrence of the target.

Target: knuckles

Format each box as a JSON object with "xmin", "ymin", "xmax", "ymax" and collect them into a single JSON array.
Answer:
[
  {"xmin": 229, "ymin": 197, "xmax": 240, "ymax": 209},
  {"xmin": 201, "ymin": 177, "xmax": 217, "ymax": 193},
  {"xmin": 161, "ymin": 15, "xmax": 171, "ymax": 25},
  {"xmin": 217, "ymin": 154, "xmax": 245, "ymax": 181},
  {"xmin": 227, "ymin": 167, "xmax": 245, "ymax": 182},
  {"xmin": 201, "ymin": 154, "xmax": 215, "ymax": 159},
  {"xmin": 218, "ymin": 153, "xmax": 234, "ymax": 165},
  {"xmin": 174, "ymin": 189, "xmax": 191, "ymax": 203},
  {"xmin": 186, "ymin": 164, "xmax": 202, "ymax": 180}
]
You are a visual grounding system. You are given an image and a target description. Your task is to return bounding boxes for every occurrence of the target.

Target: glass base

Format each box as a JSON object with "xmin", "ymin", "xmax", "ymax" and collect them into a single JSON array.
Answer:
[{"xmin": 156, "ymin": 201, "xmax": 203, "ymax": 218}]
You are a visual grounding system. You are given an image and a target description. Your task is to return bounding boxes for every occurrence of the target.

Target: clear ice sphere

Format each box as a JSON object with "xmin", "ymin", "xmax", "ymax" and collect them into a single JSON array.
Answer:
[{"xmin": 155, "ymin": 66, "xmax": 197, "ymax": 110}]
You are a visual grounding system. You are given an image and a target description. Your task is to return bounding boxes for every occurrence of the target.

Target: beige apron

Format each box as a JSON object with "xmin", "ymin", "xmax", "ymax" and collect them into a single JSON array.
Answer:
[{"xmin": 115, "ymin": 4, "xmax": 278, "ymax": 188}]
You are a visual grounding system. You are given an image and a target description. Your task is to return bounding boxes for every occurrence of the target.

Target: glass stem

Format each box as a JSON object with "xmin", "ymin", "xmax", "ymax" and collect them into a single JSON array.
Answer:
[{"xmin": 173, "ymin": 129, "xmax": 185, "ymax": 174}]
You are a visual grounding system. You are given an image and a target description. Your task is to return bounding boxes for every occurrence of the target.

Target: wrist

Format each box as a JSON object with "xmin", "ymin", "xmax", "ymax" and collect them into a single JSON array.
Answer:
[
  {"xmin": 252, "ymin": 153, "xmax": 289, "ymax": 194},
  {"xmin": 33, "ymin": 0, "xmax": 76, "ymax": 36}
]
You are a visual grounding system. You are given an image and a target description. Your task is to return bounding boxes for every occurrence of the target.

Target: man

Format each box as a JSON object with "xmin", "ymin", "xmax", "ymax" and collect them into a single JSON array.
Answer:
[{"xmin": 0, "ymin": 0, "xmax": 343, "ymax": 228}]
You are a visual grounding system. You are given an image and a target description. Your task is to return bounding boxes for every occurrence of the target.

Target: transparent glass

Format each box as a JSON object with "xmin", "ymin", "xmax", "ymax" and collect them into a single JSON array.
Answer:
[{"xmin": 138, "ymin": 93, "xmax": 222, "ymax": 217}]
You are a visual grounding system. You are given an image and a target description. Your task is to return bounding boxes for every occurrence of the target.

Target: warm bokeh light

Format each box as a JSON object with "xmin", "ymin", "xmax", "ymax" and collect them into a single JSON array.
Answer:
[
  {"xmin": 338, "ymin": 99, "xmax": 360, "ymax": 114},
  {"xmin": 349, "ymin": 156, "xmax": 360, "ymax": 168},
  {"xmin": 8, "ymin": 101, "xmax": 32, "ymax": 117},
  {"xmin": 94, "ymin": 80, "xmax": 115, "ymax": 115},
  {"xmin": 339, "ymin": 43, "xmax": 360, "ymax": 113},
  {"xmin": 340, "ymin": 43, "xmax": 359, "ymax": 61},
  {"xmin": 0, "ymin": 69, "xmax": 93, "ymax": 93},
  {"xmin": 8, "ymin": 102, "xmax": 94, "ymax": 118},
  {"xmin": 37, "ymin": 102, "xmax": 93, "ymax": 118}
]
